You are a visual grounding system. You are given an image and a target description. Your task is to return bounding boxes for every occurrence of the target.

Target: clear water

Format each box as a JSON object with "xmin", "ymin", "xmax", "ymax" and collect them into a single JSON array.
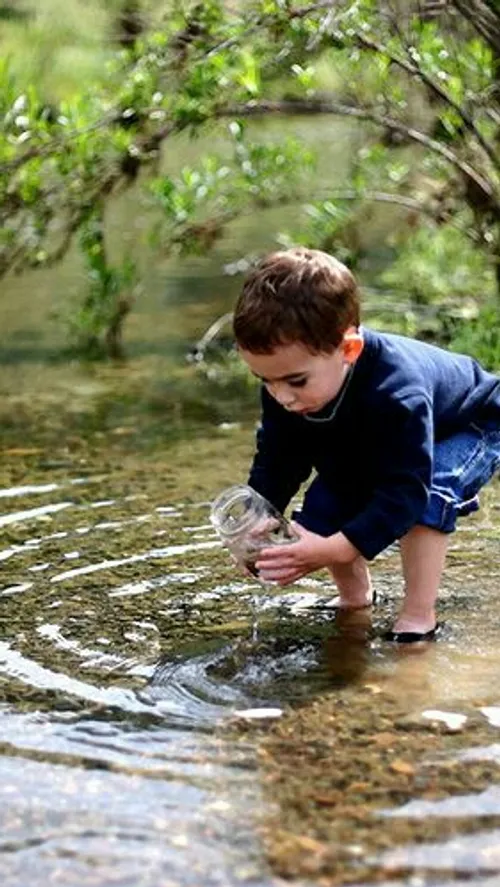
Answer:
[
  {"xmin": 1, "ymin": 119, "xmax": 500, "ymax": 884},
  {"xmin": 0, "ymin": 478, "xmax": 282, "ymax": 886},
  {"xmin": 1, "ymin": 467, "xmax": 500, "ymax": 885}
]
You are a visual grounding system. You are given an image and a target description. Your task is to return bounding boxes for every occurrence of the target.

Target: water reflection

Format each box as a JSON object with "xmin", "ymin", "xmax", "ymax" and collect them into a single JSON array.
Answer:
[
  {"xmin": 0, "ymin": 475, "xmax": 312, "ymax": 884},
  {"xmin": 322, "ymin": 606, "xmax": 373, "ymax": 687},
  {"xmin": 376, "ymin": 829, "xmax": 500, "ymax": 874},
  {"xmin": 382, "ymin": 786, "xmax": 500, "ymax": 819},
  {"xmin": 0, "ymin": 755, "xmax": 269, "ymax": 887},
  {"xmin": 1, "ymin": 467, "xmax": 500, "ymax": 885}
]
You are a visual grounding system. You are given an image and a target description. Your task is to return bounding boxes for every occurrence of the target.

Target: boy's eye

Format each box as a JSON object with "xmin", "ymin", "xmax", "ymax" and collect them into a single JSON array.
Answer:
[{"xmin": 289, "ymin": 378, "xmax": 307, "ymax": 388}]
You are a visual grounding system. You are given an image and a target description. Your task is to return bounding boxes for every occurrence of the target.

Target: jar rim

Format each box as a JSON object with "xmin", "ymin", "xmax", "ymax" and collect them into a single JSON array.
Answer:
[{"xmin": 210, "ymin": 484, "xmax": 261, "ymax": 536}]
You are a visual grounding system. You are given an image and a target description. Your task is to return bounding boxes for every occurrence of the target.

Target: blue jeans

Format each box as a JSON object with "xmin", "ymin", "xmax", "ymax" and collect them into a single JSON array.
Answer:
[
  {"xmin": 421, "ymin": 420, "xmax": 500, "ymax": 532},
  {"xmin": 294, "ymin": 421, "xmax": 500, "ymax": 540}
]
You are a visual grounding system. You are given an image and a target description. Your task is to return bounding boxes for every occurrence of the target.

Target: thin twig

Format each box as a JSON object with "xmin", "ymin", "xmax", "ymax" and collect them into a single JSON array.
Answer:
[{"xmin": 321, "ymin": 187, "xmax": 482, "ymax": 240}]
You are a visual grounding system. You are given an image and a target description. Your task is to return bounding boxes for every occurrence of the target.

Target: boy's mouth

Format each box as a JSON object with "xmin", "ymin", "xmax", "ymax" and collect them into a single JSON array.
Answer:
[{"xmin": 288, "ymin": 401, "xmax": 324, "ymax": 415}]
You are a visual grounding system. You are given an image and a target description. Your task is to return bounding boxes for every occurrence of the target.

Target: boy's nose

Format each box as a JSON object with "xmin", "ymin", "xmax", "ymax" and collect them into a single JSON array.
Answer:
[
  {"xmin": 279, "ymin": 396, "xmax": 297, "ymax": 410},
  {"xmin": 268, "ymin": 383, "xmax": 297, "ymax": 410}
]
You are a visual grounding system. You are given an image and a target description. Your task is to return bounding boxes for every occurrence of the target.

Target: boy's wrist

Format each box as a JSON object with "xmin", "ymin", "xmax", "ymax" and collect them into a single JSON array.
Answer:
[{"xmin": 326, "ymin": 532, "xmax": 360, "ymax": 564}]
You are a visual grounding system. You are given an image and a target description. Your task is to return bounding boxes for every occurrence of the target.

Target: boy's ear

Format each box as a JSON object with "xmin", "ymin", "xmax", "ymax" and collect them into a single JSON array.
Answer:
[{"xmin": 342, "ymin": 327, "xmax": 364, "ymax": 364}]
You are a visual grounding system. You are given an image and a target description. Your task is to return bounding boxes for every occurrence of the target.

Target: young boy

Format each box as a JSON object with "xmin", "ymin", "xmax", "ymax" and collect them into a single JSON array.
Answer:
[{"xmin": 232, "ymin": 247, "xmax": 500, "ymax": 642}]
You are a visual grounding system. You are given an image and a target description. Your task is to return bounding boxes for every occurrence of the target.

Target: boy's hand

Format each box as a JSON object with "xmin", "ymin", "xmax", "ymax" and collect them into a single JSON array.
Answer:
[
  {"xmin": 255, "ymin": 523, "xmax": 357, "ymax": 586},
  {"xmin": 247, "ymin": 516, "xmax": 281, "ymax": 544}
]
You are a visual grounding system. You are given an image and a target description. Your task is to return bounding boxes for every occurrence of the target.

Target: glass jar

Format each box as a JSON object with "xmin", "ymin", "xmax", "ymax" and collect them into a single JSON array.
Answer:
[{"xmin": 210, "ymin": 484, "xmax": 298, "ymax": 578}]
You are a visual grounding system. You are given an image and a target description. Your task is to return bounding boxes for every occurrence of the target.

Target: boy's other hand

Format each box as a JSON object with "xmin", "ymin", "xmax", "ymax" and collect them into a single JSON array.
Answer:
[
  {"xmin": 247, "ymin": 516, "xmax": 280, "ymax": 544},
  {"xmin": 255, "ymin": 523, "xmax": 357, "ymax": 586}
]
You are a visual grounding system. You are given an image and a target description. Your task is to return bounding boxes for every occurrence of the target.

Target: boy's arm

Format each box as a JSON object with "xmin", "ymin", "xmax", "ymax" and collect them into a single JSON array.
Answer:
[
  {"xmin": 253, "ymin": 392, "xmax": 433, "ymax": 584},
  {"xmin": 340, "ymin": 393, "xmax": 434, "ymax": 560},
  {"xmin": 248, "ymin": 390, "xmax": 312, "ymax": 513}
]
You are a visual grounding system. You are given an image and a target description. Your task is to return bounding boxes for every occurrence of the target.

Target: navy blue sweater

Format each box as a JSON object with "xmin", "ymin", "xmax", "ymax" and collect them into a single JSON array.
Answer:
[{"xmin": 248, "ymin": 328, "xmax": 500, "ymax": 559}]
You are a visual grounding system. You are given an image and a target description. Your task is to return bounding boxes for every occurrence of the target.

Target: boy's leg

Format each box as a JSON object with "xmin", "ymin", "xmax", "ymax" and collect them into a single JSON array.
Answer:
[
  {"xmin": 394, "ymin": 524, "xmax": 448, "ymax": 634},
  {"xmin": 328, "ymin": 555, "xmax": 373, "ymax": 608},
  {"xmin": 391, "ymin": 422, "xmax": 500, "ymax": 637},
  {"xmin": 295, "ymin": 477, "xmax": 373, "ymax": 607}
]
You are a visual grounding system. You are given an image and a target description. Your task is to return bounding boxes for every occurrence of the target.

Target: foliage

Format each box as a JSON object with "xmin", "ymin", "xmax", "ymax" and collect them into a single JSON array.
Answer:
[
  {"xmin": 149, "ymin": 120, "xmax": 315, "ymax": 254},
  {"xmin": 68, "ymin": 207, "xmax": 137, "ymax": 360},
  {"xmin": 379, "ymin": 223, "xmax": 495, "ymax": 305},
  {"xmin": 2, "ymin": 0, "xmax": 500, "ymax": 361},
  {"xmin": 449, "ymin": 304, "xmax": 500, "ymax": 370}
]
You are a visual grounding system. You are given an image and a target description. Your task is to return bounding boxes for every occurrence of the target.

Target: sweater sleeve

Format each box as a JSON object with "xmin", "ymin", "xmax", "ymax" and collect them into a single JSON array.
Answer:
[
  {"xmin": 341, "ymin": 393, "xmax": 434, "ymax": 560},
  {"xmin": 248, "ymin": 389, "xmax": 312, "ymax": 514}
]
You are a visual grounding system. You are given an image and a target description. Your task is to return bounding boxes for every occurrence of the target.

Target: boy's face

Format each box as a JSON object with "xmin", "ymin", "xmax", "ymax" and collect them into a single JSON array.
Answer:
[{"xmin": 239, "ymin": 332, "xmax": 363, "ymax": 416}]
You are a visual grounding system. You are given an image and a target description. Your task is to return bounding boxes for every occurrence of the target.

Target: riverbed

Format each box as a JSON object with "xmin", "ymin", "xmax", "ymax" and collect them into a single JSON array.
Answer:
[{"xmin": 2, "ymin": 287, "xmax": 500, "ymax": 886}]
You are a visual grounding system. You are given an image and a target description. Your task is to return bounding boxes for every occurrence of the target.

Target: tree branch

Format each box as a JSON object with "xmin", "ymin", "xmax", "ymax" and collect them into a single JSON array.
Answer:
[
  {"xmin": 323, "ymin": 188, "xmax": 482, "ymax": 241},
  {"xmin": 451, "ymin": 0, "xmax": 500, "ymax": 57},
  {"xmin": 0, "ymin": 2, "xmax": 344, "ymax": 176},
  {"xmin": 341, "ymin": 28, "xmax": 498, "ymax": 165},
  {"xmin": 0, "ymin": 112, "xmax": 121, "ymax": 175},
  {"xmin": 218, "ymin": 98, "xmax": 500, "ymax": 213}
]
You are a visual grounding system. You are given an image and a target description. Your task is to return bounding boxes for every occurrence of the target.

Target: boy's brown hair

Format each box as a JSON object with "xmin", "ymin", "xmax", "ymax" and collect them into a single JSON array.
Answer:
[{"xmin": 233, "ymin": 247, "xmax": 360, "ymax": 354}]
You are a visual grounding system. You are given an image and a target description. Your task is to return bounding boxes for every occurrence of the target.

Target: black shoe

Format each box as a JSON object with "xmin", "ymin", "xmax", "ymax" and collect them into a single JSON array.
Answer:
[{"xmin": 383, "ymin": 623, "xmax": 442, "ymax": 644}]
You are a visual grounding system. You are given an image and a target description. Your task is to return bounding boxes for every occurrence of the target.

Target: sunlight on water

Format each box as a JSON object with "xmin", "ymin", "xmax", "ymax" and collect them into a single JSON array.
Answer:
[
  {"xmin": 481, "ymin": 706, "xmax": 500, "ymax": 727},
  {"xmin": 0, "ymin": 754, "xmax": 268, "ymax": 887},
  {"xmin": 0, "ymin": 469, "xmax": 500, "ymax": 885},
  {"xmin": 0, "ymin": 478, "xmax": 295, "ymax": 884},
  {"xmin": 1, "ymin": 582, "xmax": 34, "ymax": 596},
  {"xmin": 376, "ymin": 830, "xmax": 500, "ymax": 873},
  {"xmin": 50, "ymin": 540, "xmax": 220, "ymax": 583},
  {"xmin": 421, "ymin": 710, "xmax": 468, "ymax": 730},
  {"xmin": 382, "ymin": 786, "xmax": 500, "ymax": 819},
  {"xmin": 0, "ymin": 477, "xmax": 103, "ymax": 498},
  {"xmin": 37, "ymin": 623, "xmax": 128, "ymax": 670},
  {"xmin": 109, "ymin": 569, "xmax": 210, "ymax": 598},
  {"xmin": 0, "ymin": 641, "xmax": 183, "ymax": 718},
  {"xmin": 0, "ymin": 502, "xmax": 73, "ymax": 528}
]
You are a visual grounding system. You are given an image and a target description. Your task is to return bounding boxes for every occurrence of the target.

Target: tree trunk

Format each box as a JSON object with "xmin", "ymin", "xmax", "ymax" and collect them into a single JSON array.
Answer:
[{"xmin": 105, "ymin": 297, "xmax": 132, "ymax": 361}]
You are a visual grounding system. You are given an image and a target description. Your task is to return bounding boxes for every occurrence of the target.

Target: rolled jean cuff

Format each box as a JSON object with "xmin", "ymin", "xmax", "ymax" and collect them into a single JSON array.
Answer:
[{"xmin": 420, "ymin": 489, "xmax": 480, "ymax": 534}]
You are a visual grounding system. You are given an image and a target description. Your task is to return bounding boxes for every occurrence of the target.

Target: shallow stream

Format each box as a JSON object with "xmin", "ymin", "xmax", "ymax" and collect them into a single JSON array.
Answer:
[
  {"xmin": 1, "ymin": 180, "xmax": 500, "ymax": 885},
  {"xmin": 1, "ymin": 375, "xmax": 500, "ymax": 886}
]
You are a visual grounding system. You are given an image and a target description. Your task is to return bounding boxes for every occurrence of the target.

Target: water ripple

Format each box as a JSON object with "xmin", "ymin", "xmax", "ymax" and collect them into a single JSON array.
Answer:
[
  {"xmin": 0, "ymin": 502, "xmax": 72, "ymax": 528},
  {"xmin": 0, "ymin": 754, "xmax": 269, "ymax": 887},
  {"xmin": 376, "ymin": 829, "xmax": 500, "ymax": 874},
  {"xmin": 50, "ymin": 541, "xmax": 220, "ymax": 583}
]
